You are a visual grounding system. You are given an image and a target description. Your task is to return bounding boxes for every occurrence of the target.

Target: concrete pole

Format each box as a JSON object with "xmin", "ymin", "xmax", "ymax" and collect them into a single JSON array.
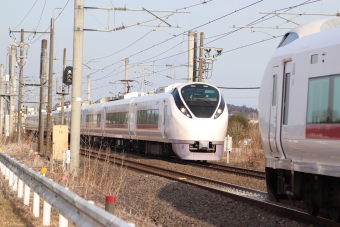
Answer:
[
  {"xmin": 9, "ymin": 45, "xmax": 16, "ymax": 136},
  {"xmin": 46, "ymin": 18, "xmax": 54, "ymax": 157},
  {"xmin": 61, "ymin": 48, "xmax": 66, "ymax": 125},
  {"xmin": 124, "ymin": 58, "xmax": 129, "ymax": 93},
  {"xmin": 198, "ymin": 32, "xmax": 204, "ymax": 82},
  {"xmin": 193, "ymin": 31, "xmax": 198, "ymax": 82},
  {"xmin": 17, "ymin": 29, "xmax": 24, "ymax": 144},
  {"xmin": 187, "ymin": 31, "xmax": 194, "ymax": 82},
  {"xmin": 87, "ymin": 75, "xmax": 90, "ymax": 101},
  {"xmin": 0, "ymin": 64, "xmax": 3, "ymax": 135},
  {"xmin": 38, "ymin": 40, "xmax": 48, "ymax": 155},
  {"xmin": 142, "ymin": 67, "xmax": 145, "ymax": 93},
  {"xmin": 70, "ymin": 0, "xmax": 84, "ymax": 176}
]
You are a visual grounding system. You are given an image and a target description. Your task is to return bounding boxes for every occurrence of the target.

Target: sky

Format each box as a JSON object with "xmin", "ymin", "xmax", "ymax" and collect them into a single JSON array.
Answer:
[{"xmin": 0, "ymin": 0, "xmax": 339, "ymax": 109}]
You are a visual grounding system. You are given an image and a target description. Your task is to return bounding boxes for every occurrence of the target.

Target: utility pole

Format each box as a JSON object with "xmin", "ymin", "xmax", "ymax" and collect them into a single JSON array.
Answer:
[
  {"xmin": 87, "ymin": 75, "xmax": 90, "ymax": 101},
  {"xmin": 124, "ymin": 58, "xmax": 129, "ymax": 94},
  {"xmin": 193, "ymin": 31, "xmax": 198, "ymax": 82},
  {"xmin": 38, "ymin": 39, "xmax": 48, "ymax": 155},
  {"xmin": 46, "ymin": 18, "xmax": 55, "ymax": 157},
  {"xmin": 187, "ymin": 31, "xmax": 194, "ymax": 82},
  {"xmin": 70, "ymin": 0, "xmax": 84, "ymax": 176},
  {"xmin": 198, "ymin": 32, "xmax": 204, "ymax": 82},
  {"xmin": 0, "ymin": 64, "xmax": 3, "ymax": 135},
  {"xmin": 9, "ymin": 45, "xmax": 15, "ymax": 137},
  {"xmin": 17, "ymin": 29, "xmax": 24, "ymax": 144},
  {"xmin": 61, "ymin": 48, "xmax": 66, "ymax": 125}
]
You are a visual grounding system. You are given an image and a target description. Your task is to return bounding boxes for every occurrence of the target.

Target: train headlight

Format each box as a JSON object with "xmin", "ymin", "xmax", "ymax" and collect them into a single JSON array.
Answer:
[
  {"xmin": 180, "ymin": 107, "xmax": 192, "ymax": 118},
  {"xmin": 214, "ymin": 96, "xmax": 226, "ymax": 119},
  {"xmin": 214, "ymin": 108, "xmax": 223, "ymax": 119}
]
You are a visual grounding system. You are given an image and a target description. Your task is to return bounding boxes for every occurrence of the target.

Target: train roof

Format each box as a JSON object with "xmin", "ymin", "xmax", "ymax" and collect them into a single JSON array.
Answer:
[{"xmin": 277, "ymin": 17, "xmax": 340, "ymax": 48}]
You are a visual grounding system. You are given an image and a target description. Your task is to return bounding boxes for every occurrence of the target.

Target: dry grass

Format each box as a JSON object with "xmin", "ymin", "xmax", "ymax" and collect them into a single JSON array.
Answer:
[
  {"xmin": 0, "ymin": 135, "xmax": 154, "ymax": 226},
  {"xmin": 220, "ymin": 124, "xmax": 265, "ymax": 170}
]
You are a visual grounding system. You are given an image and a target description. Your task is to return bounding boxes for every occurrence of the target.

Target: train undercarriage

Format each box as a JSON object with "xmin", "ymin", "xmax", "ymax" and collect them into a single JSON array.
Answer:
[{"xmin": 266, "ymin": 167, "xmax": 340, "ymax": 222}]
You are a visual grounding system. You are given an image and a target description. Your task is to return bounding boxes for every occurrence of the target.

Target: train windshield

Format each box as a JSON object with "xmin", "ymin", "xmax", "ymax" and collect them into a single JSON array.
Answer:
[
  {"xmin": 180, "ymin": 84, "xmax": 219, "ymax": 118},
  {"xmin": 277, "ymin": 32, "xmax": 299, "ymax": 48}
]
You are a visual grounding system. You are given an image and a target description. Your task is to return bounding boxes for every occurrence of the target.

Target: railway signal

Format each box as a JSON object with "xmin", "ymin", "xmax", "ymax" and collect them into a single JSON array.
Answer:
[{"xmin": 63, "ymin": 66, "xmax": 73, "ymax": 85}]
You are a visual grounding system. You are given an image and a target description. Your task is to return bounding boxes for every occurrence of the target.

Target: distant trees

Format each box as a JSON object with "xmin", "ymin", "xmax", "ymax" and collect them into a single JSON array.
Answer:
[
  {"xmin": 227, "ymin": 114, "xmax": 249, "ymax": 146},
  {"xmin": 227, "ymin": 104, "xmax": 258, "ymax": 120}
]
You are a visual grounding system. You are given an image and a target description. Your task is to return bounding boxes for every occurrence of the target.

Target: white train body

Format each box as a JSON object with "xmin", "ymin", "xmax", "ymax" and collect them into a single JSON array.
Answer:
[
  {"xmin": 259, "ymin": 18, "xmax": 340, "ymax": 220},
  {"xmin": 26, "ymin": 82, "xmax": 228, "ymax": 161}
]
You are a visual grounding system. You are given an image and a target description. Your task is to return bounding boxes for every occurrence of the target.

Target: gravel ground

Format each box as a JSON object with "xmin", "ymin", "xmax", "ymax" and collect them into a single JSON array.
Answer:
[
  {"xmin": 0, "ymin": 144, "xmax": 324, "ymax": 227},
  {"xmin": 119, "ymin": 153, "xmax": 267, "ymax": 191}
]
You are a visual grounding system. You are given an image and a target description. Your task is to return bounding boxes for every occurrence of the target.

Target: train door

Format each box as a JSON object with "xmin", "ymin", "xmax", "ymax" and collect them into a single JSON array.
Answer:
[
  {"xmin": 268, "ymin": 66, "xmax": 280, "ymax": 157},
  {"xmin": 161, "ymin": 100, "xmax": 167, "ymax": 138},
  {"xmin": 279, "ymin": 61, "xmax": 292, "ymax": 158}
]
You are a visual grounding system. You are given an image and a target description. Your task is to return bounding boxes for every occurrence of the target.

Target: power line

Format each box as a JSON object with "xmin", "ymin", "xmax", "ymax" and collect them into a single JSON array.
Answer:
[
  {"xmin": 31, "ymin": 0, "xmax": 70, "ymax": 45},
  {"xmin": 89, "ymin": 1, "xmax": 263, "ymax": 81},
  {"xmin": 90, "ymin": 30, "xmax": 153, "ymax": 61},
  {"xmin": 36, "ymin": 0, "xmax": 47, "ymax": 31},
  {"xmin": 12, "ymin": 0, "xmax": 39, "ymax": 30}
]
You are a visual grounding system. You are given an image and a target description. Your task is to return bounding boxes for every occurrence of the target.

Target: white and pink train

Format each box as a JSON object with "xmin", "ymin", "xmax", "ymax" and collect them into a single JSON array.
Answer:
[
  {"xmin": 259, "ymin": 18, "xmax": 340, "ymax": 221},
  {"xmin": 26, "ymin": 82, "xmax": 228, "ymax": 161}
]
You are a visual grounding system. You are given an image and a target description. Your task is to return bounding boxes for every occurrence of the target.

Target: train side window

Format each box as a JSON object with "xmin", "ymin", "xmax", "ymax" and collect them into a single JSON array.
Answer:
[
  {"xmin": 272, "ymin": 75, "xmax": 277, "ymax": 106},
  {"xmin": 311, "ymin": 54, "xmax": 318, "ymax": 64},
  {"xmin": 332, "ymin": 76, "xmax": 340, "ymax": 123},
  {"xmin": 307, "ymin": 78, "xmax": 329, "ymax": 123},
  {"xmin": 283, "ymin": 73, "xmax": 291, "ymax": 125}
]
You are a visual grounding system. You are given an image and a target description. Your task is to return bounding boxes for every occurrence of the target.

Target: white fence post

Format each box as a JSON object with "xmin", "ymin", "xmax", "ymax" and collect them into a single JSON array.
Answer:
[
  {"xmin": 33, "ymin": 191, "xmax": 40, "ymax": 217},
  {"xmin": 18, "ymin": 179, "xmax": 24, "ymax": 198},
  {"xmin": 24, "ymin": 184, "xmax": 30, "ymax": 206},
  {"xmin": 9, "ymin": 170, "xmax": 13, "ymax": 186},
  {"xmin": 59, "ymin": 187, "xmax": 68, "ymax": 227},
  {"xmin": 224, "ymin": 135, "xmax": 232, "ymax": 164},
  {"xmin": 12, "ymin": 174, "xmax": 18, "ymax": 191},
  {"xmin": 43, "ymin": 200, "xmax": 51, "ymax": 226},
  {"xmin": 5, "ymin": 166, "xmax": 9, "ymax": 179}
]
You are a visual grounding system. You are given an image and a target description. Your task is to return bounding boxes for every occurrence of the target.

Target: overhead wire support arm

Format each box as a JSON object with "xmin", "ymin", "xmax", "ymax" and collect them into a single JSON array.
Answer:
[
  {"xmin": 83, "ymin": 12, "xmax": 181, "ymax": 32},
  {"xmin": 142, "ymin": 7, "xmax": 172, "ymax": 27},
  {"xmin": 83, "ymin": 6, "xmax": 189, "ymax": 13}
]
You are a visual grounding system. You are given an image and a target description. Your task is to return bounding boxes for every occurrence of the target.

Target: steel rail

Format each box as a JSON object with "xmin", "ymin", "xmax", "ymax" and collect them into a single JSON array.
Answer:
[{"xmin": 186, "ymin": 162, "xmax": 266, "ymax": 179}]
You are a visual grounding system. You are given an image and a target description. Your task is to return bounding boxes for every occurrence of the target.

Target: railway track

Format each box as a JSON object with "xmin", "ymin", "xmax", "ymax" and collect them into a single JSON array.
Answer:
[
  {"xmin": 113, "ymin": 152, "xmax": 266, "ymax": 179},
  {"xmin": 80, "ymin": 148, "xmax": 339, "ymax": 226},
  {"xmin": 185, "ymin": 161, "xmax": 265, "ymax": 179}
]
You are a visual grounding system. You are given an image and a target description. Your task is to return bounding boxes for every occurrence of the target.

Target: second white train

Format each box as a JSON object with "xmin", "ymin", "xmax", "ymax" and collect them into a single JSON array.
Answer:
[{"xmin": 26, "ymin": 82, "xmax": 228, "ymax": 161}]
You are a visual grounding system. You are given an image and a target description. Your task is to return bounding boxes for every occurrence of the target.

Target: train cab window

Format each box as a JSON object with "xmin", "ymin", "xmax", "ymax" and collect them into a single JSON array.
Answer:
[
  {"xmin": 278, "ymin": 32, "xmax": 299, "ymax": 48},
  {"xmin": 311, "ymin": 54, "xmax": 318, "ymax": 64},
  {"xmin": 272, "ymin": 75, "xmax": 277, "ymax": 106}
]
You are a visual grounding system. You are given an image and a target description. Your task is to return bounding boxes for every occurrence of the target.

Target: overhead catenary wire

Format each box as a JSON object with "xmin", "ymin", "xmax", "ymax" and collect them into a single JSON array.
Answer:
[
  {"xmin": 31, "ymin": 0, "xmax": 70, "ymax": 45},
  {"xmin": 90, "ymin": 0, "xmax": 264, "ymax": 82},
  {"xmin": 90, "ymin": 0, "xmax": 317, "ymax": 84},
  {"xmin": 11, "ymin": 0, "xmax": 39, "ymax": 30}
]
